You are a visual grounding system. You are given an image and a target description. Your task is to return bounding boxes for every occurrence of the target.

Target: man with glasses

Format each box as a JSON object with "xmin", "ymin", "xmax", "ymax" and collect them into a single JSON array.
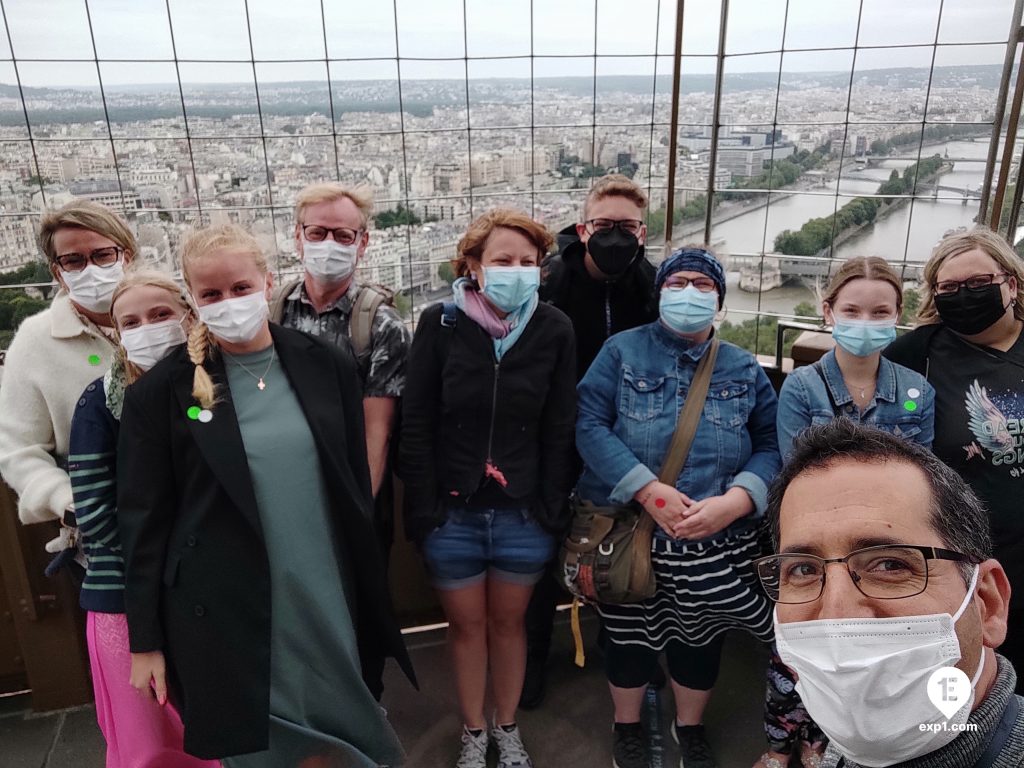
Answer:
[
  {"xmin": 760, "ymin": 419, "xmax": 1022, "ymax": 767},
  {"xmin": 522, "ymin": 174, "xmax": 660, "ymax": 709},
  {"xmin": 271, "ymin": 182, "xmax": 411, "ymax": 552},
  {"xmin": 0, "ymin": 200, "xmax": 135, "ymax": 548}
]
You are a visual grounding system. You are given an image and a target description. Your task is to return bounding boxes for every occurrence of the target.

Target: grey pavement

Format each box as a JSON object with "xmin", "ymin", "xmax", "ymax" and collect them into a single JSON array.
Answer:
[{"xmin": 2, "ymin": 610, "xmax": 774, "ymax": 768}]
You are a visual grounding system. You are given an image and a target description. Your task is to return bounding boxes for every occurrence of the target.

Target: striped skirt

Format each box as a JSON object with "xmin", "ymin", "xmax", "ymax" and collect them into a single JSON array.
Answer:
[{"xmin": 598, "ymin": 526, "xmax": 774, "ymax": 649}]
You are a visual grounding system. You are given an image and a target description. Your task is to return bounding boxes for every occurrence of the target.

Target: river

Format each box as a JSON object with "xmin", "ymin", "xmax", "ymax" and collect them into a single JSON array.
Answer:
[{"xmin": 718, "ymin": 138, "xmax": 994, "ymax": 317}]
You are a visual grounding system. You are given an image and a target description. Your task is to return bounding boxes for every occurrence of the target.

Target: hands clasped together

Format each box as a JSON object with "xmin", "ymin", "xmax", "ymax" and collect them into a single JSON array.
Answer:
[{"xmin": 635, "ymin": 480, "xmax": 753, "ymax": 540}]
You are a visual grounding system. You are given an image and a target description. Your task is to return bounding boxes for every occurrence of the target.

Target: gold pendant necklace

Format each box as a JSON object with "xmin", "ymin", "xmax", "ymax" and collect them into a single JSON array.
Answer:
[{"xmin": 225, "ymin": 347, "xmax": 276, "ymax": 391}]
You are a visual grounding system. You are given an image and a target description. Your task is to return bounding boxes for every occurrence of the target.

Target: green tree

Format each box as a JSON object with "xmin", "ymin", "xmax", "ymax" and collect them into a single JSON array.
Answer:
[
  {"xmin": 901, "ymin": 287, "xmax": 921, "ymax": 325},
  {"xmin": 437, "ymin": 262, "xmax": 455, "ymax": 285},
  {"xmin": 793, "ymin": 300, "xmax": 821, "ymax": 320},
  {"xmin": 392, "ymin": 291, "xmax": 411, "ymax": 318},
  {"xmin": 374, "ymin": 205, "xmax": 422, "ymax": 229}
]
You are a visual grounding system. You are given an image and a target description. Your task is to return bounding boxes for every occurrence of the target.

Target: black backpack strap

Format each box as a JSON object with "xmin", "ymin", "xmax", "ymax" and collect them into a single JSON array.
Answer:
[
  {"xmin": 811, "ymin": 360, "xmax": 842, "ymax": 416},
  {"xmin": 436, "ymin": 301, "xmax": 457, "ymax": 366}
]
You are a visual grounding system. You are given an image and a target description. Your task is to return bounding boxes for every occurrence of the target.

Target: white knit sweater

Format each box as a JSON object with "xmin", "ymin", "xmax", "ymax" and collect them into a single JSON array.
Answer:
[{"xmin": 0, "ymin": 292, "xmax": 115, "ymax": 524}]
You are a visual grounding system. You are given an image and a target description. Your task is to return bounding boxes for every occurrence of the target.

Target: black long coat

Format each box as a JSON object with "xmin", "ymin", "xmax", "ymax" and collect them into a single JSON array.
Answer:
[{"xmin": 116, "ymin": 324, "xmax": 416, "ymax": 759}]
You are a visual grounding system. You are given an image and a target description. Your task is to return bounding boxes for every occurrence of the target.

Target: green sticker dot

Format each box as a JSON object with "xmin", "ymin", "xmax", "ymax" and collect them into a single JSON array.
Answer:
[
  {"xmin": 903, "ymin": 400, "xmax": 918, "ymax": 412},
  {"xmin": 187, "ymin": 406, "xmax": 201, "ymax": 420},
  {"xmin": 87, "ymin": 354, "xmax": 101, "ymax": 366}
]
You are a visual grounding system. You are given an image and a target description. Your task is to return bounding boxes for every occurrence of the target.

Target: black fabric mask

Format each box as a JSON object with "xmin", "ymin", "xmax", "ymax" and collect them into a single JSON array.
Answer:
[
  {"xmin": 586, "ymin": 228, "xmax": 640, "ymax": 278},
  {"xmin": 934, "ymin": 283, "xmax": 1011, "ymax": 335}
]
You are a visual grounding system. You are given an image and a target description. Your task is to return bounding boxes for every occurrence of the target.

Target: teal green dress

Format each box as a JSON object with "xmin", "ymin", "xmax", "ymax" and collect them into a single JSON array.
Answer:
[{"xmin": 221, "ymin": 345, "xmax": 404, "ymax": 768}]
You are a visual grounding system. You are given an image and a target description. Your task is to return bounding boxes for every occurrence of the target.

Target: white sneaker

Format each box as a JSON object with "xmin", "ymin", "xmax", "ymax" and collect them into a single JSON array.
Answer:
[
  {"xmin": 455, "ymin": 725, "xmax": 489, "ymax": 768},
  {"xmin": 491, "ymin": 723, "xmax": 534, "ymax": 768}
]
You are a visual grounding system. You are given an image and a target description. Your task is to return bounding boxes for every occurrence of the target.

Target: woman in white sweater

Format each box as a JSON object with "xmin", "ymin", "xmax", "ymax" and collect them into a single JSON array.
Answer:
[{"xmin": 0, "ymin": 200, "xmax": 136, "ymax": 531}]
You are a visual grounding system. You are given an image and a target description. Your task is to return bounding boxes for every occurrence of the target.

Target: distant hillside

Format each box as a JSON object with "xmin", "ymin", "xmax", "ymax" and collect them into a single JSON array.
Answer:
[{"xmin": 0, "ymin": 64, "xmax": 1001, "ymax": 126}]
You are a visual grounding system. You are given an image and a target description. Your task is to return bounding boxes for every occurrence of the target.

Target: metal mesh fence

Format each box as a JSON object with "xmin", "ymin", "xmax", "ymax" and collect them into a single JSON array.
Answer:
[{"xmin": 0, "ymin": 0, "xmax": 1019, "ymax": 352}]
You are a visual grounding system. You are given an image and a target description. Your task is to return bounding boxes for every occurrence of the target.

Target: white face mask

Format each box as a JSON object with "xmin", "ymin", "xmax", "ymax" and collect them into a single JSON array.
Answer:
[
  {"xmin": 775, "ymin": 566, "xmax": 984, "ymax": 767},
  {"xmin": 62, "ymin": 262, "xmax": 124, "ymax": 313},
  {"xmin": 302, "ymin": 238, "xmax": 359, "ymax": 285},
  {"xmin": 119, "ymin": 318, "xmax": 187, "ymax": 372},
  {"xmin": 196, "ymin": 291, "xmax": 269, "ymax": 345}
]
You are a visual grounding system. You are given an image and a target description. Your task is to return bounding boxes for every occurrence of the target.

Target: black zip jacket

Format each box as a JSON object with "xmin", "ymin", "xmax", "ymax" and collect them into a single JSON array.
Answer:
[
  {"xmin": 399, "ymin": 301, "xmax": 577, "ymax": 544},
  {"xmin": 540, "ymin": 225, "xmax": 659, "ymax": 381}
]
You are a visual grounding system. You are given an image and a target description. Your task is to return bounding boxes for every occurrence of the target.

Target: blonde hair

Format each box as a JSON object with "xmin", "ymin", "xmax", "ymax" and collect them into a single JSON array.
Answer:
[
  {"xmin": 180, "ymin": 224, "xmax": 269, "ymax": 408},
  {"xmin": 454, "ymin": 208, "xmax": 554, "ymax": 279},
  {"xmin": 294, "ymin": 182, "xmax": 374, "ymax": 228},
  {"xmin": 583, "ymin": 174, "xmax": 649, "ymax": 219},
  {"xmin": 38, "ymin": 199, "xmax": 137, "ymax": 265},
  {"xmin": 918, "ymin": 226, "xmax": 1024, "ymax": 325},
  {"xmin": 109, "ymin": 268, "xmax": 193, "ymax": 385},
  {"xmin": 823, "ymin": 256, "xmax": 903, "ymax": 313}
]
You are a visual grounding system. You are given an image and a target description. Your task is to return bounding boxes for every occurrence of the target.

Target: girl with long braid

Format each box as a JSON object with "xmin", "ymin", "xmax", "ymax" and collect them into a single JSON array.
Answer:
[
  {"xmin": 69, "ymin": 269, "xmax": 217, "ymax": 768},
  {"xmin": 117, "ymin": 224, "xmax": 415, "ymax": 766}
]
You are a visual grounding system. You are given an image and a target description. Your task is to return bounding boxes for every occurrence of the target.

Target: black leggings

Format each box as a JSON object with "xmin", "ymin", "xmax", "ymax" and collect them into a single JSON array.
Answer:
[{"xmin": 604, "ymin": 636, "xmax": 725, "ymax": 691}]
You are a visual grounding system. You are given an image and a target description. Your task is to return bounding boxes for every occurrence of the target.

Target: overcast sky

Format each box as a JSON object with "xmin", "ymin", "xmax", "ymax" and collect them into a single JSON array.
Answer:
[{"xmin": 0, "ymin": 0, "xmax": 1015, "ymax": 87}]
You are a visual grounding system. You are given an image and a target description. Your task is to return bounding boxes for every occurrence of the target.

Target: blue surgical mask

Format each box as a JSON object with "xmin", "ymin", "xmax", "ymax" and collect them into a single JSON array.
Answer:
[
  {"xmin": 481, "ymin": 266, "xmax": 540, "ymax": 312},
  {"xmin": 831, "ymin": 318, "xmax": 897, "ymax": 357},
  {"xmin": 659, "ymin": 285, "xmax": 718, "ymax": 333}
]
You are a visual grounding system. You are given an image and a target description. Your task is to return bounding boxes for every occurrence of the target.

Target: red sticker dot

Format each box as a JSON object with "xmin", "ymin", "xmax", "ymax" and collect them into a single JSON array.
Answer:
[{"xmin": 655, "ymin": 498, "xmax": 666, "ymax": 508}]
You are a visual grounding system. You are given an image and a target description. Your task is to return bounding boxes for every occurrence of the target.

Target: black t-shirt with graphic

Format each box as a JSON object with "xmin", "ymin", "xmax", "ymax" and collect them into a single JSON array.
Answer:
[{"xmin": 886, "ymin": 324, "xmax": 1024, "ymax": 607}]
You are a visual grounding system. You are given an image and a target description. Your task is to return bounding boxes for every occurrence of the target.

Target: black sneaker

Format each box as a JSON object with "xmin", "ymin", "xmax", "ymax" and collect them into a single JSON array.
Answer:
[
  {"xmin": 672, "ymin": 723, "xmax": 717, "ymax": 768},
  {"xmin": 612, "ymin": 722, "xmax": 647, "ymax": 768},
  {"xmin": 519, "ymin": 653, "xmax": 547, "ymax": 710}
]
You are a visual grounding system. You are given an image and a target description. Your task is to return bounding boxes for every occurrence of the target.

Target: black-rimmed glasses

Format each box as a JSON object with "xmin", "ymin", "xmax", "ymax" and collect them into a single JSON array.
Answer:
[
  {"xmin": 301, "ymin": 224, "xmax": 362, "ymax": 245},
  {"xmin": 933, "ymin": 273, "xmax": 1010, "ymax": 296},
  {"xmin": 584, "ymin": 218, "xmax": 644, "ymax": 237},
  {"xmin": 754, "ymin": 545, "xmax": 978, "ymax": 604},
  {"xmin": 55, "ymin": 246, "xmax": 124, "ymax": 273}
]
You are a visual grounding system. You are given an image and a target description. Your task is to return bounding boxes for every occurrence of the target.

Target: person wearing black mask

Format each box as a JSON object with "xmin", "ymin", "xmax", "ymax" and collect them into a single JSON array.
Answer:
[
  {"xmin": 540, "ymin": 174, "xmax": 659, "ymax": 381},
  {"xmin": 885, "ymin": 225, "xmax": 1024, "ymax": 694},
  {"xmin": 521, "ymin": 174, "xmax": 660, "ymax": 709}
]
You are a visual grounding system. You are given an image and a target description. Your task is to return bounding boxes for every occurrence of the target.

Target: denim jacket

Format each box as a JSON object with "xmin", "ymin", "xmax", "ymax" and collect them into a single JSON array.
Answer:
[
  {"xmin": 776, "ymin": 349, "xmax": 935, "ymax": 459},
  {"xmin": 575, "ymin": 322, "xmax": 781, "ymax": 536}
]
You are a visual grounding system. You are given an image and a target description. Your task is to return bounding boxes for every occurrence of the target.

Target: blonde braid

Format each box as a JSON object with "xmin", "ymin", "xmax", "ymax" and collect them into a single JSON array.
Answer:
[{"xmin": 187, "ymin": 321, "xmax": 218, "ymax": 409}]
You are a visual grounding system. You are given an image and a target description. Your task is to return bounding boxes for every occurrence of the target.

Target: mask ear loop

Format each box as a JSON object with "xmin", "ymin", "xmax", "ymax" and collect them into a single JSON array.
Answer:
[
  {"xmin": 950, "ymin": 565, "xmax": 987, "ymax": 689},
  {"xmin": 951, "ymin": 565, "xmax": 981, "ymax": 623}
]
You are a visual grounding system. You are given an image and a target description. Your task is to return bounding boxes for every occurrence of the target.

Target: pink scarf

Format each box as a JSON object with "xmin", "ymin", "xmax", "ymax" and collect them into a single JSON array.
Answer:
[{"xmin": 458, "ymin": 284, "xmax": 512, "ymax": 339}]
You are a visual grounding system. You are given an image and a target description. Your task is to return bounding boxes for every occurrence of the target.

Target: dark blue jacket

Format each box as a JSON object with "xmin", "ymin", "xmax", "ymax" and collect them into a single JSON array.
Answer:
[{"xmin": 68, "ymin": 376, "xmax": 123, "ymax": 613}]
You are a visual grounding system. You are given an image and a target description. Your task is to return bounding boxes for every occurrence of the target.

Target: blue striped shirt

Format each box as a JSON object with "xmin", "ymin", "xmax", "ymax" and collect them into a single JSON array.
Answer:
[{"xmin": 68, "ymin": 377, "xmax": 123, "ymax": 613}]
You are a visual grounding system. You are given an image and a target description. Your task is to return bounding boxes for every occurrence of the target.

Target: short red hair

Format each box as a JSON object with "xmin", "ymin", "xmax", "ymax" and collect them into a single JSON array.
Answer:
[{"xmin": 454, "ymin": 208, "xmax": 554, "ymax": 278}]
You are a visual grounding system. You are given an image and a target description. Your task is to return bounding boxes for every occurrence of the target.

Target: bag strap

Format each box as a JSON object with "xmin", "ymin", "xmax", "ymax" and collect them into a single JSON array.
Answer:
[
  {"xmin": 658, "ymin": 336, "xmax": 721, "ymax": 484},
  {"xmin": 811, "ymin": 360, "xmax": 842, "ymax": 416},
  {"xmin": 350, "ymin": 285, "xmax": 388, "ymax": 360},
  {"xmin": 268, "ymin": 277, "xmax": 303, "ymax": 324},
  {"xmin": 629, "ymin": 337, "xmax": 720, "ymax": 591}
]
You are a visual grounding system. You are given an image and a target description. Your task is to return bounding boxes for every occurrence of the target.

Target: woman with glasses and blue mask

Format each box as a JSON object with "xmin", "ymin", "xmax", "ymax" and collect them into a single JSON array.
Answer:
[
  {"xmin": 575, "ymin": 246, "xmax": 796, "ymax": 768},
  {"xmin": 776, "ymin": 256, "xmax": 935, "ymax": 460},
  {"xmin": 0, "ymin": 200, "xmax": 134, "ymax": 556},
  {"xmin": 885, "ymin": 226, "xmax": 1024, "ymax": 695},
  {"xmin": 400, "ymin": 208, "xmax": 577, "ymax": 768}
]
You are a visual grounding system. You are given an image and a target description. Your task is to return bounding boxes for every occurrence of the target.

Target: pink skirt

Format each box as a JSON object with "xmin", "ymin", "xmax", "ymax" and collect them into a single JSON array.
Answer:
[{"xmin": 86, "ymin": 611, "xmax": 220, "ymax": 768}]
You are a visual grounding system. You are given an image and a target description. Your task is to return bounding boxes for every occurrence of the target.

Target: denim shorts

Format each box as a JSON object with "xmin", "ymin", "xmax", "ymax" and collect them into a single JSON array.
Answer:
[{"xmin": 420, "ymin": 507, "xmax": 556, "ymax": 590}]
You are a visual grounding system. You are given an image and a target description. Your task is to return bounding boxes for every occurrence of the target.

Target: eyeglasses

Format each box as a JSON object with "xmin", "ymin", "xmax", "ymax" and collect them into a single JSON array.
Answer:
[
  {"xmin": 754, "ymin": 544, "xmax": 978, "ymax": 604},
  {"xmin": 55, "ymin": 246, "xmax": 124, "ymax": 273},
  {"xmin": 301, "ymin": 224, "xmax": 362, "ymax": 245},
  {"xmin": 663, "ymin": 276, "xmax": 718, "ymax": 293},
  {"xmin": 933, "ymin": 273, "xmax": 1010, "ymax": 296},
  {"xmin": 584, "ymin": 218, "xmax": 644, "ymax": 237}
]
